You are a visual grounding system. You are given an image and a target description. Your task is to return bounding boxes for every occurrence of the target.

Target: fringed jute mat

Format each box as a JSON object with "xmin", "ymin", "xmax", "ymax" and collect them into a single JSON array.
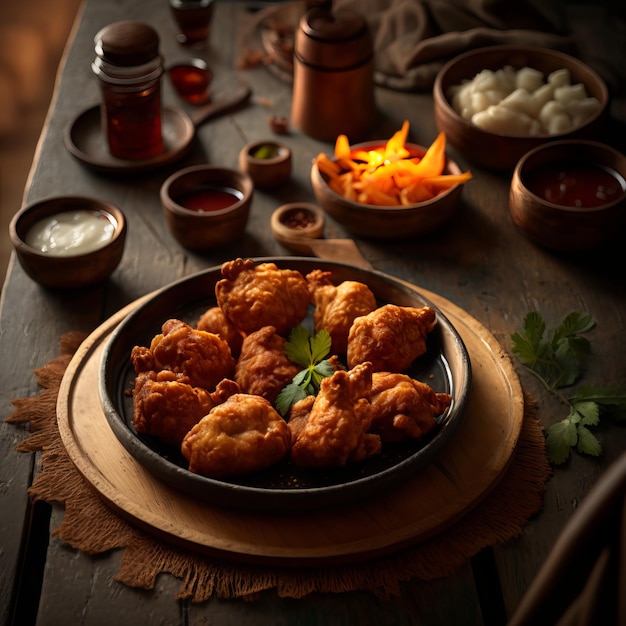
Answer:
[{"xmin": 7, "ymin": 331, "xmax": 551, "ymax": 602}]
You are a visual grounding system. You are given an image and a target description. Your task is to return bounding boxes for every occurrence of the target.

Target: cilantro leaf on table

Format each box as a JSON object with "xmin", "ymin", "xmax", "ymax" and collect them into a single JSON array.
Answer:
[
  {"xmin": 511, "ymin": 311, "xmax": 626, "ymax": 465},
  {"xmin": 276, "ymin": 326, "xmax": 334, "ymax": 416}
]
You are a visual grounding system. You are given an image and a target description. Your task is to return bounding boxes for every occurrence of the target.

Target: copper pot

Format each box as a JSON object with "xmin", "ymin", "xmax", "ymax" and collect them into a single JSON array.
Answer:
[{"xmin": 291, "ymin": 4, "xmax": 376, "ymax": 142}]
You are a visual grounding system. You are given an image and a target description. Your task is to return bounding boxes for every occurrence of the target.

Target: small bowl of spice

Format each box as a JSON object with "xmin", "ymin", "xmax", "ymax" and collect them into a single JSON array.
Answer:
[
  {"xmin": 238, "ymin": 140, "xmax": 292, "ymax": 189},
  {"xmin": 9, "ymin": 195, "xmax": 126, "ymax": 289},
  {"xmin": 271, "ymin": 203, "xmax": 325, "ymax": 253},
  {"xmin": 160, "ymin": 164, "xmax": 253, "ymax": 251},
  {"xmin": 509, "ymin": 140, "xmax": 626, "ymax": 251}
]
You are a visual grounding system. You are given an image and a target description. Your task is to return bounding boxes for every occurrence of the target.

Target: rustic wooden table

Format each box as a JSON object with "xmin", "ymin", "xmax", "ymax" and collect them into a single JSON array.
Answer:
[{"xmin": 2, "ymin": 1, "xmax": 625, "ymax": 625}]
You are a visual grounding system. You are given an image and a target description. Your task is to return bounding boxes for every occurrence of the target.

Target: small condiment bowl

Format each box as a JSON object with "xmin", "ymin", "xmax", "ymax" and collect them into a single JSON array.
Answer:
[
  {"xmin": 160, "ymin": 164, "xmax": 253, "ymax": 251},
  {"xmin": 311, "ymin": 141, "xmax": 467, "ymax": 239},
  {"xmin": 9, "ymin": 195, "xmax": 126, "ymax": 289},
  {"xmin": 509, "ymin": 140, "xmax": 626, "ymax": 251},
  {"xmin": 238, "ymin": 140, "xmax": 292, "ymax": 189},
  {"xmin": 167, "ymin": 58, "xmax": 212, "ymax": 104},
  {"xmin": 433, "ymin": 45, "xmax": 609, "ymax": 171},
  {"xmin": 271, "ymin": 202, "xmax": 325, "ymax": 253}
]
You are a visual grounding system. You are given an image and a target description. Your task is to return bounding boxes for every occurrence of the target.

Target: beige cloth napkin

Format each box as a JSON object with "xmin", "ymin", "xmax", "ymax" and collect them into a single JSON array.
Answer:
[
  {"xmin": 334, "ymin": 0, "xmax": 575, "ymax": 90},
  {"xmin": 332, "ymin": 0, "xmax": 626, "ymax": 98}
]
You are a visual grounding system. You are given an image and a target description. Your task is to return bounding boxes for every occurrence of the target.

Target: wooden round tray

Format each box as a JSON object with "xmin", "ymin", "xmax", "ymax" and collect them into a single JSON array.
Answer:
[{"xmin": 57, "ymin": 283, "xmax": 524, "ymax": 567}]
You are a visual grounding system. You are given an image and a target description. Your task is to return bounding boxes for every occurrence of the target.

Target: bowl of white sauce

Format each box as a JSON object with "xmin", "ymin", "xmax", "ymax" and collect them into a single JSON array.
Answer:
[{"xmin": 9, "ymin": 196, "xmax": 126, "ymax": 289}]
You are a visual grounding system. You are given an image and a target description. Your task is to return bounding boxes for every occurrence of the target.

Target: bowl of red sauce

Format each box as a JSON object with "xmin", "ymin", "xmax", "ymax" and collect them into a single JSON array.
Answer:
[
  {"xmin": 9, "ymin": 195, "xmax": 126, "ymax": 289},
  {"xmin": 167, "ymin": 58, "xmax": 212, "ymax": 105},
  {"xmin": 160, "ymin": 164, "xmax": 254, "ymax": 251},
  {"xmin": 509, "ymin": 140, "xmax": 626, "ymax": 251}
]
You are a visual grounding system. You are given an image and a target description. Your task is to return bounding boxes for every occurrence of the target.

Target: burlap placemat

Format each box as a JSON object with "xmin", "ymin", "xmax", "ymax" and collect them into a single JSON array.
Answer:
[{"xmin": 7, "ymin": 331, "xmax": 551, "ymax": 602}]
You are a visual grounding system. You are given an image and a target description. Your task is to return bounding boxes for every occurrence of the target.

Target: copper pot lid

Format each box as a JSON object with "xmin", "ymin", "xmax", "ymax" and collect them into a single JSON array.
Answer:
[{"xmin": 294, "ymin": 6, "xmax": 373, "ymax": 70}]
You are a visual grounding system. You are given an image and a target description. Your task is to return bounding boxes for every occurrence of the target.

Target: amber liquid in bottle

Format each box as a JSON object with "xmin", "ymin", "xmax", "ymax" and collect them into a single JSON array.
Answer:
[
  {"xmin": 169, "ymin": 0, "xmax": 215, "ymax": 47},
  {"xmin": 100, "ymin": 81, "xmax": 164, "ymax": 160},
  {"xmin": 93, "ymin": 21, "xmax": 165, "ymax": 161}
]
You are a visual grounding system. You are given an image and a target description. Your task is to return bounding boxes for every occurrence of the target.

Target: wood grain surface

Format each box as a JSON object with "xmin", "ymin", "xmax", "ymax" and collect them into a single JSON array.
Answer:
[{"xmin": 2, "ymin": 1, "xmax": 626, "ymax": 624}]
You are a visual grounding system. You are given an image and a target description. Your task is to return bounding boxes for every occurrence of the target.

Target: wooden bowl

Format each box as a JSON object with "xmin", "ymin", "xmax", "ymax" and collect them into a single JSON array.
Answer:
[
  {"xmin": 311, "ymin": 141, "xmax": 467, "ymax": 239},
  {"xmin": 9, "ymin": 196, "xmax": 126, "ymax": 289},
  {"xmin": 509, "ymin": 140, "xmax": 626, "ymax": 251},
  {"xmin": 433, "ymin": 45, "xmax": 609, "ymax": 171},
  {"xmin": 160, "ymin": 165, "xmax": 253, "ymax": 251},
  {"xmin": 238, "ymin": 140, "xmax": 292, "ymax": 189}
]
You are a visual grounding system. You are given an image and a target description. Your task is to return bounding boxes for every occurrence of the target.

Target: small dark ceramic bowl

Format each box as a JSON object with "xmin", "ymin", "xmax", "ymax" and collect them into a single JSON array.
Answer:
[
  {"xmin": 238, "ymin": 140, "xmax": 292, "ymax": 189},
  {"xmin": 9, "ymin": 196, "xmax": 126, "ymax": 289},
  {"xmin": 509, "ymin": 140, "xmax": 626, "ymax": 251},
  {"xmin": 433, "ymin": 45, "xmax": 609, "ymax": 171},
  {"xmin": 311, "ymin": 141, "xmax": 467, "ymax": 239},
  {"xmin": 160, "ymin": 165, "xmax": 253, "ymax": 251}
]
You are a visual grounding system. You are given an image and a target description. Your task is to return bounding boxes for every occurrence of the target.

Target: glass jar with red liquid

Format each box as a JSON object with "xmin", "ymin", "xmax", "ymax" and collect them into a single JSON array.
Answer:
[
  {"xmin": 169, "ymin": 0, "xmax": 215, "ymax": 48},
  {"xmin": 92, "ymin": 21, "xmax": 164, "ymax": 160}
]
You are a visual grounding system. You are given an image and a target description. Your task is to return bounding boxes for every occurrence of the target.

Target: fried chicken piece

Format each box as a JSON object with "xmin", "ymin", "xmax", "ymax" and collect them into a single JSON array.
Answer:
[
  {"xmin": 286, "ymin": 395, "xmax": 315, "ymax": 440},
  {"xmin": 132, "ymin": 371, "xmax": 239, "ymax": 448},
  {"xmin": 306, "ymin": 269, "xmax": 377, "ymax": 354},
  {"xmin": 290, "ymin": 362, "xmax": 381, "ymax": 469},
  {"xmin": 235, "ymin": 325, "xmax": 300, "ymax": 404},
  {"xmin": 369, "ymin": 372, "xmax": 451, "ymax": 443},
  {"xmin": 181, "ymin": 394, "xmax": 292, "ymax": 478},
  {"xmin": 196, "ymin": 306, "xmax": 244, "ymax": 358},
  {"xmin": 215, "ymin": 258, "xmax": 309, "ymax": 336},
  {"xmin": 347, "ymin": 304, "xmax": 437, "ymax": 372},
  {"xmin": 131, "ymin": 319, "xmax": 235, "ymax": 391}
]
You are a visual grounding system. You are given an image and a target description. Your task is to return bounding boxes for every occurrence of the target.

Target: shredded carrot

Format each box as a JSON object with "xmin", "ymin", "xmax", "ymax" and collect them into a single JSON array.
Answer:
[{"xmin": 314, "ymin": 122, "xmax": 472, "ymax": 206}]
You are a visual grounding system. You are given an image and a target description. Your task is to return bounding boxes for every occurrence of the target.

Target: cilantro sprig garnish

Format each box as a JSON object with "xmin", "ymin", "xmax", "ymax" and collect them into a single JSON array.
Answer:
[
  {"xmin": 511, "ymin": 311, "xmax": 626, "ymax": 464},
  {"xmin": 275, "ymin": 326, "xmax": 335, "ymax": 416}
]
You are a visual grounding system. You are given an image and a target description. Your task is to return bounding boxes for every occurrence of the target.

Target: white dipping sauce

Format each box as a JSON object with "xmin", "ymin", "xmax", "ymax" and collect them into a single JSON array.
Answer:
[{"xmin": 25, "ymin": 210, "xmax": 116, "ymax": 256}]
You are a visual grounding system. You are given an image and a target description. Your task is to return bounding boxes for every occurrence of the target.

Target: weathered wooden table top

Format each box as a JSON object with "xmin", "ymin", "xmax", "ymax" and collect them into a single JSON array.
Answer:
[{"xmin": 1, "ymin": 1, "xmax": 625, "ymax": 625}]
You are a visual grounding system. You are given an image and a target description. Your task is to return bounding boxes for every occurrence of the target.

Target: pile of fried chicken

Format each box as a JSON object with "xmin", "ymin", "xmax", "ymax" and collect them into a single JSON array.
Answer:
[{"xmin": 130, "ymin": 258, "xmax": 452, "ymax": 479}]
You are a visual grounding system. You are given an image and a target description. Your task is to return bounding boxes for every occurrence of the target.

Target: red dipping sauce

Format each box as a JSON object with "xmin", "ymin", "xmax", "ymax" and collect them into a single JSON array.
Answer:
[
  {"xmin": 176, "ymin": 186, "xmax": 243, "ymax": 212},
  {"xmin": 168, "ymin": 61, "xmax": 212, "ymax": 104},
  {"xmin": 525, "ymin": 161, "xmax": 626, "ymax": 208}
]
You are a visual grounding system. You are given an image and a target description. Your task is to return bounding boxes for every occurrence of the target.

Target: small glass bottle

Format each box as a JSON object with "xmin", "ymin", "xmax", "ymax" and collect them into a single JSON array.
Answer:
[{"xmin": 92, "ymin": 21, "xmax": 164, "ymax": 160}]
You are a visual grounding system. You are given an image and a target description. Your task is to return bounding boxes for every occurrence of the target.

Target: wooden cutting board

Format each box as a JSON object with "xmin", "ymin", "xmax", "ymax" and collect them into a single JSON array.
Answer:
[{"xmin": 57, "ymin": 283, "xmax": 524, "ymax": 566}]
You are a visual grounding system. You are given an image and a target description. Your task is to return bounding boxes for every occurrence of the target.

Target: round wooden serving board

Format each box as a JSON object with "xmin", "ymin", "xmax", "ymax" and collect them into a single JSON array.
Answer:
[{"xmin": 57, "ymin": 283, "xmax": 524, "ymax": 567}]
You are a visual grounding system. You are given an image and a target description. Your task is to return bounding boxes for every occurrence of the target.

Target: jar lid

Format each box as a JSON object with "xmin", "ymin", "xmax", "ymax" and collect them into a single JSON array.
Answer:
[
  {"xmin": 94, "ymin": 21, "xmax": 160, "ymax": 67},
  {"xmin": 295, "ymin": 7, "xmax": 373, "ymax": 70},
  {"xmin": 302, "ymin": 7, "xmax": 365, "ymax": 42}
]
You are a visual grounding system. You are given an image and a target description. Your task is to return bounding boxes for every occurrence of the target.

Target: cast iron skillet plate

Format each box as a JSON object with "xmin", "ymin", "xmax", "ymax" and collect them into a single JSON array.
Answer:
[{"xmin": 99, "ymin": 258, "xmax": 471, "ymax": 511}]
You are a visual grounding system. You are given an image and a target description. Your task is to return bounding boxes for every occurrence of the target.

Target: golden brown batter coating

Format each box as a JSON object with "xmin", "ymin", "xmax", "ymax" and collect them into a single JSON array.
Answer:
[
  {"xmin": 235, "ymin": 325, "xmax": 300, "ymax": 404},
  {"xmin": 369, "ymin": 372, "xmax": 451, "ymax": 443},
  {"xmin": 347, "ymin": 304, "xmax": 437, "ymax": 372},
  {"xmin": 181, "ymin": 394, "xmax": 292, "ymax": 478},
  {"xmin": 289, "ymin": 362, "xmax": 381, "ymax": 468},
  {"xmin": 196, "ymin": 305, "xmax": 244, "ymax": 358},
  {"xmin": 132, "ymin": 372, "xmax": 239, "ymax": 448},
  {"xmin": 215, "ymin": 258, "xmax": 309, "ymax": 336},
  {"xmin": 306, "ymin": 269, "xmax": 377, "ymax": 355},
  {"xmin": 132, "ymin": 319, "xmax": 235, "ymax": 391}
]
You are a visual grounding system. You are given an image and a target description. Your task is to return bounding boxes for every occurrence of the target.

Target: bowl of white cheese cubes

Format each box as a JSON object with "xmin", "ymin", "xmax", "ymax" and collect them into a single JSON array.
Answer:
[{"xmin": 433, "ymin": 45, "xmax": 609, "ymax": 171}]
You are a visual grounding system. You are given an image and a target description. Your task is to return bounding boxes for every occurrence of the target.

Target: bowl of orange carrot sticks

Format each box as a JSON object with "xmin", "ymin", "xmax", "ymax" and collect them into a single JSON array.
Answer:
[{"xmin": 311, "ymin": 121, "xmax": 472, "ymax": 239}]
